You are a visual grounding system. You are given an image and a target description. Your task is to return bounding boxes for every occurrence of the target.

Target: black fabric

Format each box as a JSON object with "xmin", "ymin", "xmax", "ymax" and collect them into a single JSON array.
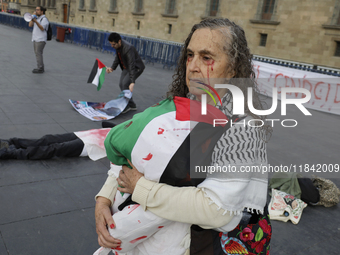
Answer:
[
  {"xmin": 118, "ymin": 195, "xmax": 138, "ymax": 211},
  {"xmin": 8, "ymin": 133, "xmax": 84, "ymax": 160},
  {"xmin": 298, "ymin": 177, "xmax": 320, "ymax": 204},
  {"xmin": 102, "ymin": 121, "xmax": 117, "ymax": 128},
  {"xmin": 111, "ymin": 40, "xmax": 145, "ymax": 83},
  {"xmin": 159, "ymin": 120, "xmax": 232, "ymax": 187},
  {"xmin": 42, "ymin": 17, "xmax": 52, "ymax": 41}
]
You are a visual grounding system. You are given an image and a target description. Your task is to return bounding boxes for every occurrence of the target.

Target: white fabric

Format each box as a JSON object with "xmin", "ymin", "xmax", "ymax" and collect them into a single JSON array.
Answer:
[
  {"xmin": 95, "ymin": 164, "xmax": 189, "ymax": 255},
  {"xmin": 269, "ymin": 188, "xmax": 307, "ymax": 224},
  {"xmin": 74, "ymin": 128, "xmax": 111, "ymax": 161},
  {"xmin": 131, "ymin": 111, "xmax": 194, "ymax": 181},
  {"xmin": 253, "ymin": 60, "xmax": 340, "ymax": 115},
  {"xmin": 99, "ymin": 93, "xmax": 269, "ymax": 253},
  {"xmin": 32, "ymin": 15, "xmax": 49, "ymax": 42},
  {"xmin": 197, "ymin": 93, "xmax": 268, "ymax": 231}
]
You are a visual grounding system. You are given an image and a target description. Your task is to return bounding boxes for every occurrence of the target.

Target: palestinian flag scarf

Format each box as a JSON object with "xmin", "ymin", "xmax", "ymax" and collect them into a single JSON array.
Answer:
[{"xmin": 104, "ymin": 96, "xmax": 227, "ymax": 183}]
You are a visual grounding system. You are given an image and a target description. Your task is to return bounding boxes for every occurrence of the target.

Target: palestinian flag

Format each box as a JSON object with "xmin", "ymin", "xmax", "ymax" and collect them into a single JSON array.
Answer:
[
  {"xmin": 104, "ymin": 97, "xmax": 228, "ymax": 182},
  {"xmin": 87, "ymin": 58, "xmax": 106, "ymax": 91}
]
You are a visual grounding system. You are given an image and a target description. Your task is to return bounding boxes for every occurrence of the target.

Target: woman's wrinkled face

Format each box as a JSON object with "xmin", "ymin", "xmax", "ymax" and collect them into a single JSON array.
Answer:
[{"xmin": 185, "ymin": 28, "xmax": 234, "ymax": 102}]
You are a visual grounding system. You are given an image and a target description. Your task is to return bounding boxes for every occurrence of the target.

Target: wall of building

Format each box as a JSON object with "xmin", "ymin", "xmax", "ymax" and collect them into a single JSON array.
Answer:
[{"xmin": 16, "ymin": 0, "xmax": 340, "ymax": 69}]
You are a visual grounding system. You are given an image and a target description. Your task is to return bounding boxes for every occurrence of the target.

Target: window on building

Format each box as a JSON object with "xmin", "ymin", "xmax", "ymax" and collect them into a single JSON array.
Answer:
[
  {"xmin": 137, "ymin": 21, "xmax": 140, "ymax": 30},
  {"xmin": 79, "ymin": 0, "xmax": 84, "ymax": 9},
  {"xmin": 135, "ymin": 0, "xmax": 143, "ymax": 13},
  {"xmin": 92, "ymin": 17, "xmax": 95, "ymax": 24},
  {"xmin": 109, "ymin": 0, "xmax": 117, "ymax": 12},
  {"xmin": 82, "ymin": 15, "xmax": 84, "ymax": 22},
  {"xmin": 90, "ymin": 0, "xmax": 96, "ymax": 10},
  {"xmin": 335, "ymin": 41, "xmax": 340, "ymax": 57},
  {"xmin": 112, "ymin": 18, "xmax": 115, "ymax": 27},
  {"xmin": 51, "ymin": 0, "xmax": 56, "ymax": 8},
  {"xmin": 209, "ymin": 0, "xmax": 219, "ymax": 17},
  {"xmin": 260, "ymin": 34, "xmax": 267, "ymax": 46},
  {"xmin": 165, "ymin": 0, "xmax": 176, "ymax": 15},
  {"xmin": 262, "ymin": 0, "xmax": 276, "ymax": 20},
  {"xmin": 338, "ymin": 9, "xmax": 340, "ymax": 25},
  {"xmin": 168, "ymin": 24, "xmax": 172, "ymax": 34}
]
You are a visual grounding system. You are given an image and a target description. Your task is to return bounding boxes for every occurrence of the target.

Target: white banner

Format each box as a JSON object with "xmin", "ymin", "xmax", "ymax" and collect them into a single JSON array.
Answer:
[{"xmin": 253, "ymin": 60, "xmax": 340, "ymax": 115}]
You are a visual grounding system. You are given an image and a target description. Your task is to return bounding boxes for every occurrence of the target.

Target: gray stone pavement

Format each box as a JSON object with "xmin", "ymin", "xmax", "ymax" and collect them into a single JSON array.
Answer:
[{"xmin": 0, "ymin": 23, "xmax": 339, "ymax": 255}]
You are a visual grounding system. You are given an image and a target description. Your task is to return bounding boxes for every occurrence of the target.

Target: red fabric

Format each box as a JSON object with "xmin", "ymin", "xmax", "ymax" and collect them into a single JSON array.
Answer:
[
  {"xmin": 117, "ymin": 52, "xmax": 126, "ymax": 69},
  {"xmin": 96, "ymin": 58, "xmax": 106, "ymax": 69},
  {"xmin": 173, "ymin": 96, "xmax": 228, "ymax": 126}
]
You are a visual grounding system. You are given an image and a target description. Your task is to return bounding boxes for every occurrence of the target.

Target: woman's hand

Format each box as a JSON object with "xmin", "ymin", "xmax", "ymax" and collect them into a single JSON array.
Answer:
[
  {"xmin": 117, "ymin": 159, "xmax": 144, "ymax": 194},
  {"xmin": 95, "ymin": 197, "xmax": 121, "ymax": 249}
]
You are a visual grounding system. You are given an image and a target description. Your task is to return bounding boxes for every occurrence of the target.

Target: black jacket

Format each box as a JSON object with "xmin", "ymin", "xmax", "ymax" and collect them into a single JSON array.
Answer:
[{"xmin": 111, "ymin": 40, "xmax": 145, "ymax": 83}]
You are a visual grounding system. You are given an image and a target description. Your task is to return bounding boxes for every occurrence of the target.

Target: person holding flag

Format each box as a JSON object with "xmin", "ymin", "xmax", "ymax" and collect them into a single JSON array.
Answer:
[{"xmin": 106, "ymin": 33, "xmax": 145, "ymax": 114}]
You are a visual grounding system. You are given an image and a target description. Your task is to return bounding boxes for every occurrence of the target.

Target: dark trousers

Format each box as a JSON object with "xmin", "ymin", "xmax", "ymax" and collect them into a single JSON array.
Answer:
[
  {"xmin": 9, "ymin": 133, "xmax": 84, "ymax": 160},
  {"xmin": 119, "ymin": 68, "xmax": 143, "ymax": 107}
]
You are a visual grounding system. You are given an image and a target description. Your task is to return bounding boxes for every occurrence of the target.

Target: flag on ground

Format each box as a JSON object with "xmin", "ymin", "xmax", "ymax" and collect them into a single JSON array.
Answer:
[{"xmin": 88, "ymin": 58, "xmax": 107, "ymax": 91}]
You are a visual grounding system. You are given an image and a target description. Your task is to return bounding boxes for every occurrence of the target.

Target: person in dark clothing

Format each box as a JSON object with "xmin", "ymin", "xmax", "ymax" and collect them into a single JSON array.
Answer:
[
  {"xmin": 0, "ymin": 122, "xmax": 116, "ymax": 160},
  {"xmin": 0, "ymin": 133, "xmax": 84, "ymax": 160},
  {"xmin": 106, "ymin": 32, "xmax": 145, "ymax": 114}
]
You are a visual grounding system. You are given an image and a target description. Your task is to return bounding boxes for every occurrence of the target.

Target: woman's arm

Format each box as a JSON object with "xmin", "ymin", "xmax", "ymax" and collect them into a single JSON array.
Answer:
[
  {"xmin": 95, "ymin": 175, "xmax": 117, "ymax": 206},
  {"xmin": 132, "ymin": 177, "xmax": 234, "ymax": 229},
  {"xmin": 118, "ymin": 164, "xmax": 234, "ymax": 229}
]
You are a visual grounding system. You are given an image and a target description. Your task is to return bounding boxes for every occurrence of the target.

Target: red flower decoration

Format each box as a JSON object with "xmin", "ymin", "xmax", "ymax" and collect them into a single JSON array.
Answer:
[
  {"xmin": 259, "ymin": 219, "xmax": 271, "ymax": 235},
  {"xmin": 251, "ymin": 239, "xmax": 266, "ymax": 253},
  {"xmin": 285, "ymin": 195, "xmax": 295, "ymax": 200},
  {"xmin": 240, "ymin": 227, "xmax": 254, "ymax": 242}
]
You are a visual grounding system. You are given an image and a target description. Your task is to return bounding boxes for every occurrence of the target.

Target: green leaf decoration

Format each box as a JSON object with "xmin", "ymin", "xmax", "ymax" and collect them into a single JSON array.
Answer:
[{"xmin": 255, "ymin": 228, "xmax": 263, "ymax": 242}]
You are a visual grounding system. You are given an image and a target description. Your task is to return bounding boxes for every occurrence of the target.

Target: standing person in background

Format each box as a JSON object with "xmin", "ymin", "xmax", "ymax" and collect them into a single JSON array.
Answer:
[
  {"xmin": 106, "ymin": 33, "xmax": 145, "ymax": 114},
  {"xmin": 29, "ymin": 6, "xmax": 49, "ymax": 73}
]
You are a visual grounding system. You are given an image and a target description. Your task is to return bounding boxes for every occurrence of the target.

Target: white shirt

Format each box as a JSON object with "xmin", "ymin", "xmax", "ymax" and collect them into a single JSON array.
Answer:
[{"xmin": 32, "ymin": 15, "xmax": 49, "ymax": 42}]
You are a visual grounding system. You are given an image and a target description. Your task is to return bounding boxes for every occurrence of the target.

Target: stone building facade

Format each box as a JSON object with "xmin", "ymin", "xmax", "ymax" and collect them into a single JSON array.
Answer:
[{"xmin": 17, "ymin": 0, "xmax": 340, "ymax": 69}]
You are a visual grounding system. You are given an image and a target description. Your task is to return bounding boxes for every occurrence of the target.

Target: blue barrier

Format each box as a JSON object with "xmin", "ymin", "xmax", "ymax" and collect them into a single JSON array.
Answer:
[
  {"xmin": 102, "ymin": 32, "xmax": 116, "ymax": 53},
  {"xmin": 88, "ymin": 30, "xmax": 105, "ymax": 50}
]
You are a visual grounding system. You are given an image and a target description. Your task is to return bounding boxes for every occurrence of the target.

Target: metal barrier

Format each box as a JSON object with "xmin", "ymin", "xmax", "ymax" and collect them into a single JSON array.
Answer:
[{"xmin": 1, "ymin": 12, "xmax": 339, "ymax": 75}]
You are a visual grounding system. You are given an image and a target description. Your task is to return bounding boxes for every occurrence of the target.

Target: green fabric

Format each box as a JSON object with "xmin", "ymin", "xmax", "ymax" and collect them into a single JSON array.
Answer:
[
  {"xmin": 97, "ymin": 66, "xmax": 106, "ymax": 91},
  {"xmin": 104, "ymin": 97, "xmax": 176, "ymax": 167},
  {"xmin": 269, "ymin": 172, "xmax": 302, "ymax": 198}
]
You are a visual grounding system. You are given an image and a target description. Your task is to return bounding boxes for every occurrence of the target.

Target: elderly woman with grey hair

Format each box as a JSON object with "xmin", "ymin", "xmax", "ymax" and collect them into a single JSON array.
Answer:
[{"xmin": 95, "ymin": 18, "xmax": 271, "ymax": 255}]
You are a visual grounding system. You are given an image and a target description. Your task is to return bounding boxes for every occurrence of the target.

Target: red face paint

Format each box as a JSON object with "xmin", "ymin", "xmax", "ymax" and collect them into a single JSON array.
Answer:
[{"xmin": 211, "ymin": 60, "xmax": 214, "ymax": 71}]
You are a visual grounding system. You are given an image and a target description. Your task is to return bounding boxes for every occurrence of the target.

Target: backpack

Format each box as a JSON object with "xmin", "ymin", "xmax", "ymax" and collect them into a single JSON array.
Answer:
[{"xmin": 42, "ymin": 17, "xmax": 52, "ymax": 41}]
